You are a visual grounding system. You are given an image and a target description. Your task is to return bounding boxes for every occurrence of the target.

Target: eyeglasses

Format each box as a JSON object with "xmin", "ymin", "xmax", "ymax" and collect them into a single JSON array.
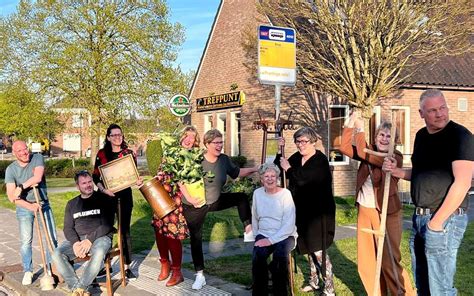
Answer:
[
  {"xmin": 295, "ymin": 139, "xmax": 311, "ymax": 145},
  {"xmin": 109, "ymin": 134, "xmax": 123, "ymax": 138},
  {"xmin": 210, "ymin": 141, "xmax": 224, "ymax": 145}
]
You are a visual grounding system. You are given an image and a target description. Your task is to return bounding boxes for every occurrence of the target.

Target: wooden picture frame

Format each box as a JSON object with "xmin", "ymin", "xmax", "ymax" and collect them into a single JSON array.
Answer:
[{"xmin": 98, "ymin": 154, "xmax": 139, "ymax": 193}]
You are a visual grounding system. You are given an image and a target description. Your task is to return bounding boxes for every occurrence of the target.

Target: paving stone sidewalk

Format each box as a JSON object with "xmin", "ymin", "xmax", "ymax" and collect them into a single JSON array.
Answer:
[{"xmin": 0, "ymin": 207, "xmax": 249, "ymax": 295}]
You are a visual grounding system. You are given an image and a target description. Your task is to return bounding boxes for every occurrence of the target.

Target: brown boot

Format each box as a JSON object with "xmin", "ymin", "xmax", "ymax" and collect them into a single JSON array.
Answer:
[
  {"xmin": 158, "ymin": 258, "xmax": 170, "ymax": 281},
  {"xmin": 166, "ymin": 266, "xmax": 184, "ymax": 287}
]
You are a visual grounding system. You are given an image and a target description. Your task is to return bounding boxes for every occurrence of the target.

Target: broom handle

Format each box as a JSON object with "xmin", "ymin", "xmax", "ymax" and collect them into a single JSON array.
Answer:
[
  {"xmin": 32, "ymin": 186, "xmax": 55, "ymax": 253},
  {"xmin": 34, "ymin": 210, "xmax": 50, "ymax": 275}
]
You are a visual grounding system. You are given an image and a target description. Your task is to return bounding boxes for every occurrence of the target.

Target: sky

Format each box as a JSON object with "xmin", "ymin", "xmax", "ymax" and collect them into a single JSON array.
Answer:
[{"xmin": 0, "ymin": 0, "xmax": 221, "ymax": 73}]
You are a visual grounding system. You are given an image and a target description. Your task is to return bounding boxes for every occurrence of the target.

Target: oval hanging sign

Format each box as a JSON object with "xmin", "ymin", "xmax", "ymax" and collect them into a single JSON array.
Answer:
[{"xmin": 168, "ymin": 94, "xmax": 191, "ymax": 117}]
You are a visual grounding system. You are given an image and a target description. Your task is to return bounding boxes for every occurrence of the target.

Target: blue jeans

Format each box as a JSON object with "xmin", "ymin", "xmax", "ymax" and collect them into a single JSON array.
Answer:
[
  {"xmin": 252, "ymin": 234, "xmax": 295, "ymax": 296},
  {"xmin": 16, "ymin": 203, "xmax": 58, "ymax": 272},
  {"xmin": 52, "ymin": 236, "xmax": 112, "ymax": 291},
  {"xmin": 410, "ymin": 212, "xmax": 468, "ymax": 295}
]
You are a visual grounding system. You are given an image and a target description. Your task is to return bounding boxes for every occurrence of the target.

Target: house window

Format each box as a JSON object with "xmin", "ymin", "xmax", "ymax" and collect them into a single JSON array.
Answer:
[
  {"xmin": 230, "ymin": 111, "xmax": 241, "ymax": 156},
  {"xmin": 328, "ymin": 105, "xmax": 349, "ymax": 165},
  {"xmin": 63, "ymin": 134, "xmax": 81, "ymax": 152},
  {"xmin": 204, "ymin": 114, "xmax": 213, "ymax": 133},
  {"xmin": 458, "ymin": 98, "xmax": 468, "ymax": 112},
  {"xmin": 72, "ymin": 114, "xmax": 83, "ymax": 128},
  {"xmin": 391, "ymin": 106, "xmax": 410, "ymax": 164},
  {"xmin": 204, "ymin": 114, "xmax": 212, "ymax": 133},
  {"xmin": 216, "ymin": 112, "xmax": 227, "ymax": 153}
]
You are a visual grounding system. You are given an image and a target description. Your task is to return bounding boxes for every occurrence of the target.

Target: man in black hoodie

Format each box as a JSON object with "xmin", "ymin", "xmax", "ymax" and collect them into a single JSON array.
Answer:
[{"xmin": 52, "ymin": 171, "xmax": 115, "ymax": 296}]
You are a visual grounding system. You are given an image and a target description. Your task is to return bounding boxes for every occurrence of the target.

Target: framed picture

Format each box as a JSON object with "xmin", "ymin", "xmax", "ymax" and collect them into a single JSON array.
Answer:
[{"xmin": 99, "ymin": 154, "xmax": 139, "ymax": 193}]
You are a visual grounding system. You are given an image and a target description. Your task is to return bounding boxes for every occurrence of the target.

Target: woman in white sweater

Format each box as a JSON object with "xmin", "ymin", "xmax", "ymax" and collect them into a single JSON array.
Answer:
[{"xmin": 251, "ymin": 163, "xmax": 297, "ymax": 296}]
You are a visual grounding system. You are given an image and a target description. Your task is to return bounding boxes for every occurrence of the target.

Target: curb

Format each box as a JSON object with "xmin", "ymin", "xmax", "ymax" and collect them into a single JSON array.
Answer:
[{"xmin": 1, "ymin": 272, "xmax": 41, "ymax": 296}]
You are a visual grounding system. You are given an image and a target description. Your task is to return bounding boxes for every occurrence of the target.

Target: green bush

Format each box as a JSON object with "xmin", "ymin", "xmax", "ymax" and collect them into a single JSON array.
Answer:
[
  {"xmin": 146, "ymin": 139, "xmax": 162, "ymax": 176},
  {"xmin": 0, "ymin": 160, "xmax": 14, "ymax": 178},
  {"xmin": 222, "ymin": 176, "xmax": 260, "ymax": 200},
  {"xmin": 230, "ymin": 155, "xmax": 247, "ymax": 168},
  {"xmin": 45, "ymin": 158, "xmax": 92, "ymax": 178}
]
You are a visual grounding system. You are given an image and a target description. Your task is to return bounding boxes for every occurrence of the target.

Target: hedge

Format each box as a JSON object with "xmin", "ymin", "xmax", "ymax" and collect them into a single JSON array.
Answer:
[{"xmin": 0, "ymin": 157, "xmax": 91, "ymax": 179}]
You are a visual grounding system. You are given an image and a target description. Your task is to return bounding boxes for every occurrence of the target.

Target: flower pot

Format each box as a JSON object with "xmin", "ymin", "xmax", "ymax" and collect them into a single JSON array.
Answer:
[
  {"xmin": 184, "ymin": 178, "xmax": 206, "ymax": 208},
  {"xmin": 139, "ymin": 177, "xmax": 177, "ymax": 219}
]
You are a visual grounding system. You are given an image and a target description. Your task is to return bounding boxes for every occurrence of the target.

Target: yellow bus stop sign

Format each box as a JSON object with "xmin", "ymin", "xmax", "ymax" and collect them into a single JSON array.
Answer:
[{"xmin": 258, "ymin": 25, "xmax": 296, "ymax": 85}]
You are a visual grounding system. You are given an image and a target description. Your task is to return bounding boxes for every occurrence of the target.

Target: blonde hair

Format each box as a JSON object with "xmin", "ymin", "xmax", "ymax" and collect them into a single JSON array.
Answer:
[{"xmin": 179, "ymin": 126, "xmax": 200, "ymax": 147}]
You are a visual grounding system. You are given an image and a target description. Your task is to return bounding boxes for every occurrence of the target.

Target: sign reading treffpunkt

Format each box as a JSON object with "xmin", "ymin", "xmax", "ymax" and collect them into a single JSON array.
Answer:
[{"xmin": 196, "ymin": 91, "xmax": 246, "ymax": 112}]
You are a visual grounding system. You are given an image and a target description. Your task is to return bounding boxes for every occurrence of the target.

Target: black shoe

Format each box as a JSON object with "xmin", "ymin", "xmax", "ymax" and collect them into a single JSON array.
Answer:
[
  {"xmin": 96, "ymin": 267, "xmax": 112, "ymax": 278},
  {"xmin": 125, "ymin": 269, "xmax": 137, "ymax": 281}
]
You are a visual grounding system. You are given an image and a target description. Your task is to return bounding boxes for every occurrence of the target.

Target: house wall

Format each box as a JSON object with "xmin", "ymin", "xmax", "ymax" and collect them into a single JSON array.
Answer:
[{"xmin": 189, "ymin": 0, "xmax": 474, "ymax": 197}]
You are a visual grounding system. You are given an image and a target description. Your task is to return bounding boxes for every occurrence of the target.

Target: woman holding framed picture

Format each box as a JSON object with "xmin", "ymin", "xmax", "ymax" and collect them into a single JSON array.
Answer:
[{"xmin": 93, "ymin": 123, "xmax": 142, "ymax": 280}]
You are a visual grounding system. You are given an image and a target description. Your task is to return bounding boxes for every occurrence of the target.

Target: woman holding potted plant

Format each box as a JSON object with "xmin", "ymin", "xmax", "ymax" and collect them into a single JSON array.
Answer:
[
  {"xmin": 151, "ymin": 126, "xmax": 203, "ymax": 287},
  {"xmin": 93, "ymin": 123, "xmax": 143, "ymax": 281},
  {"xmin": 182, "ymin": 128, "xmax": 258, "ymax": 290}
]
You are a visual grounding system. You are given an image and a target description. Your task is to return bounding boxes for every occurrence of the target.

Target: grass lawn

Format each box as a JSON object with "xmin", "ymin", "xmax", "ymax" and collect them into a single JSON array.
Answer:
[
  {"xmin": 0, "ymin": 183, "xmax": 416, "ymax": 253},
  {"xmin": 189, "ymin": 223, "xmax": 474, "ymax": 295}
]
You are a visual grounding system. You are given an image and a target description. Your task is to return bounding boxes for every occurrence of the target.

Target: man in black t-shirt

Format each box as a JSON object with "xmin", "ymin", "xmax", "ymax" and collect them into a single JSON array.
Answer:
[
  {"xmin": 384, "ymin": 89, "xmax": 474, "ymax": 295},
  {"xmin": 52, "ymin": 171, "xmax": 115, "ymax": 296}
]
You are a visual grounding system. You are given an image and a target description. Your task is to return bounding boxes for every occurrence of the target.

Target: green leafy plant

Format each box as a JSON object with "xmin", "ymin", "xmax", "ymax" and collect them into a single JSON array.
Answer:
[
  {"xmin": 223, "ymin": 176, "xmax": 259, "ymax": 198},
  {"xmin": 159, "ymin": 133, "xmax": 213, "ymax": 184}
]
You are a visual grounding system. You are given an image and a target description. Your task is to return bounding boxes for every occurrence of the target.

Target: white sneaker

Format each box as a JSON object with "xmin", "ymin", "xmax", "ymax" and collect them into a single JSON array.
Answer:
[
  {"xmin": 22, "ymin": 271, "xmax": 33, "ymax": 285},
  {"xmin": 243, "ymin": 230, "xmax": 255, "ymax": 242},
  {"xmin": 192, "ymin": 273, "xmax": 206, "ymax": 290}
]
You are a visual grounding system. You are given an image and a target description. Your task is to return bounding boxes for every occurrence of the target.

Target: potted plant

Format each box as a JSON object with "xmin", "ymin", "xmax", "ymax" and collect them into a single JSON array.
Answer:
[{"xmin": 159, "ymin": 133, "xmax": 213, "ymax": 207}]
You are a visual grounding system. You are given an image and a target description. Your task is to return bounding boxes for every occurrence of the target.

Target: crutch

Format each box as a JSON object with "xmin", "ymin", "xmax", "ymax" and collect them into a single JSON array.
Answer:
[
  {"xmin": 361, "ymin": 113, "xmax": 397, "ymax": 296},
  {"xmin": 33, "ymin": 207, "xmax": 55, "ymax": 290},
  {"xmin": 32, "ymin": 185, "xmax": 58, "ymax": 286},
  {"xmin": 279, "ymin": 133, "xmax": 296, "ymax": 296}
]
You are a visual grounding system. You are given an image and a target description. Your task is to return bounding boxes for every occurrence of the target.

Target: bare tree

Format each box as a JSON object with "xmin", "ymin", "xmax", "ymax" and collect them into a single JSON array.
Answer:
[{"xmin": 253, "ymin": 0, "xmax": 472, "ymax": 116}]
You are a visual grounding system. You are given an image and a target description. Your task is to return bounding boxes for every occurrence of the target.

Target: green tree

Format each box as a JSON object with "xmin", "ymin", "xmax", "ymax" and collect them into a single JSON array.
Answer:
[
  {"xmin": 251, "ymin": 0, "xmax": 471, "ymax": 118},
  {"xmin": 1, "ymin": 0, "xmax": 189, "ymax": 163},
  {"xmin": 0, "ymin": 83, "xmax": 61, "ymax": 141}
]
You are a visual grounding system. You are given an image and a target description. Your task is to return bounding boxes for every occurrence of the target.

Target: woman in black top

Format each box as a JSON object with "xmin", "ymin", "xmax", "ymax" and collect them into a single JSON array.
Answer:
[
  {"xmin": 275, "ymin": 126, "xmax": 336, "ymax": 295},
  {"xmin": 93, "ymin": 123, "xmax": 142, "ymax": 280}
]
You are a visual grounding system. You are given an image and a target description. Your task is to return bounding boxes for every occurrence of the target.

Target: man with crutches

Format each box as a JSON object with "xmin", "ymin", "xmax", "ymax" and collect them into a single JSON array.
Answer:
[{"xmin": 4, "ymin": 140, "xmax": 58, "ymax": 286}]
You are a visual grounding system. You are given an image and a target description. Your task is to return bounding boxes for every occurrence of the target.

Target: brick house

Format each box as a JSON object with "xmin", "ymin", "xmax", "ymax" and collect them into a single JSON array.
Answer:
[
  {"xmin": 50, "ymin": 108, "xmax": 153, "ymax": 158},
  {"xmin": 188, "ymin": 0, "xmax": 473, "ymax": 197}
]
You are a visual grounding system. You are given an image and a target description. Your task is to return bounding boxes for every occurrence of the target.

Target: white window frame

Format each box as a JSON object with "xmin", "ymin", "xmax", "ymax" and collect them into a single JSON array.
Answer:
[
  {"xmin": 216, "ymin": 112, "xmax": 227, "ymax": 153},
  {"xmin": 63, "ymin": 133, "xmax": 81, "ymax": 152},
  {"xmin": 390, "ymin": 106, "xmax": 411, "ymax": 164},
  {"xmin": 328, "ymin": 105, "xmax": 350, "ymax": 166},
  {"xmin": 71, "ymin": 114, "xmax": 83, "ymax": 128},
  {"xmin": 230, "ymin": 111, "xmax": 241, "ymax": 156},
  {"xmin": 204, "ymin": 114, "xmax": 213, "ymax": 134}
]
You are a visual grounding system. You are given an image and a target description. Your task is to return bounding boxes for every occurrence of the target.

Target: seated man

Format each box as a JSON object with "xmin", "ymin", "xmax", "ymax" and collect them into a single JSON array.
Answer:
[
  {"xmin": 251, "ymin": 163, "xmax": 297, "ymax": 296},
  {"xmin": 52, "ymin": 171, "xmax": 115, "ymax": 296}
]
